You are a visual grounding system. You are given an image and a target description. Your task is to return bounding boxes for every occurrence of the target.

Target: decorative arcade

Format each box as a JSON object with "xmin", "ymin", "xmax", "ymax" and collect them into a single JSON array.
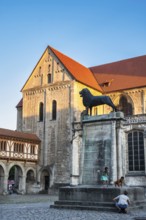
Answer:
[{"xmin": 0, "ymin": 128, "xmax": 40, "ymax": 194}]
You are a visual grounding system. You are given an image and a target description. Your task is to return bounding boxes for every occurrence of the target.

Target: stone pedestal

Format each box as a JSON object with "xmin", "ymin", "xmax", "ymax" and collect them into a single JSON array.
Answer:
[
  {"xmin": 51, "ymin": 186, "xmax": 146, "ymax": 211},
  {"xmin": 81, "ymin": 112, "xmax": 124, "ymax": 185},
  {"xmin": 58, "ymin": 186, "xmax": 145, "ymax": 202},
  {"xmin": 51, "ymin": 112, "xmax": 146, "ymax": 211}
]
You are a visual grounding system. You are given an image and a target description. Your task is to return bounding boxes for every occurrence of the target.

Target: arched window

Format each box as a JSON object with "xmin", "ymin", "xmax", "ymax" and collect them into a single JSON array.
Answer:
[
  {"xmin": 118, "ymin": 96, "xmax": 133, "ymax": 116},
  {"xmin": 52, "ymin": 100, "xmax": 57, "ymax": 120},
  {"xmin": 39, "ymin": 102, "xmax": 44, "ymax": 121},
  {"xmin": 128, "ymin": 131, "xmax": 145, "ymax": 172}
]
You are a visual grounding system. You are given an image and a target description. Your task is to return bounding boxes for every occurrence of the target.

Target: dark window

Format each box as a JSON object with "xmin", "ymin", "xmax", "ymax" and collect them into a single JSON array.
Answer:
[
  {"xmin": 57, "ymin": 62, "xmax": 59, "ymax": 71},
  {"xmin": 39, "ymin": 102, "xmax": 44, "ymax": 121},
  {"xmin": 14, "ymin": 143, "xmax": 24, "ymax": 153},
  {"xmin": 48, "ymin": 64, "xmax": 51, "ymax": 72},
  {"xmin": 48, "ymin": 73, "xmax": 52, "ymax": 83},
  {"xmin": 30, "ymin": 145, "xmax": 35, "ymax": 154},
  {"xmin": 39, "ymin": 66, "xmax": 41, "ymax": 74},
  {"xmin": 128, "ymin": 131, "xmax": 145, "ymax": 171},
  {"xmin": 52, "ymin": 100, "xmax": 57, "ymax": 120},
  {"xmin": 20, "ymin": 144, "xmax": 24, "ymax": 153},
  {"xmin": 0, "ymin": 141, "xmax": 6, "ymax": 151},
  {"xmin": 14, "ymin": 143, "xmax": 17, "ymax": 152},
  {"xmin": 118, "ymin": 96, "xmax": 133, "ymax": 116}
]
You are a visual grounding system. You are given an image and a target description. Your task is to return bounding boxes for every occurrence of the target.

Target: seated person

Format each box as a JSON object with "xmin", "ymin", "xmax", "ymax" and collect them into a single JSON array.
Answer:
[
  {"xmin": 114, "ymin": 176, "xmax": 124, "ymax": 187},
  {"xmin": 100, "ymin": 167, "xmax": 109, "ymax": 186}
]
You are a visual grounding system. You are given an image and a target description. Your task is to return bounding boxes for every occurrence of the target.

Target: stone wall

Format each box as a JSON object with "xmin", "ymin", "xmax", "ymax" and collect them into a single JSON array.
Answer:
[{"xmin": 16, "ymin": 46, "xmax": 146, "ymax": 191}]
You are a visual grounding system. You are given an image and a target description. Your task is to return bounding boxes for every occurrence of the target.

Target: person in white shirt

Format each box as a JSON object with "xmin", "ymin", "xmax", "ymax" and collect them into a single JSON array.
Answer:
[{"xmin": 113, "ymin": 190, "xmax": 130, "ymax": 213}]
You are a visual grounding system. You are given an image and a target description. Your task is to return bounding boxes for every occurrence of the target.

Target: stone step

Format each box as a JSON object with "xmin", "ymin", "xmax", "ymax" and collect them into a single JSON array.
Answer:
[
  {"xmin": 50, "ymin": 204, "xmax": 117, "ymax": 212},
  {"xmin": 50, "ymin": 203, "xmax": 146, "ymax": 212},
  {"xmin": 54, "ymin": 200, "xmax": 115, "ymax": 207},
  {"xmin": 50, "ymin": 200, "xmax": 146, "ymax": 212}
]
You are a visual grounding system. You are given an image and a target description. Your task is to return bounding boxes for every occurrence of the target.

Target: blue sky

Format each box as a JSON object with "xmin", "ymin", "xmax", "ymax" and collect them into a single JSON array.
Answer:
[{"xmin": 0, "ymin": 0, "xmax": 146, "ymax": 130}]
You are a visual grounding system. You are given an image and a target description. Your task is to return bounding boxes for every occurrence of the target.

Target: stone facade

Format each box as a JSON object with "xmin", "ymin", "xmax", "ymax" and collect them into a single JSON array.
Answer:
[
  {"xmin": 16, "ymin": 47, "xmax": 103, "ymax": 192},
  {"xmin": 1, "ymin": 46, "xmax": 146, "ymax": 194},
  {"xmin": 19, "ymin": 48, "xmax": 146, "ymax": 190}
]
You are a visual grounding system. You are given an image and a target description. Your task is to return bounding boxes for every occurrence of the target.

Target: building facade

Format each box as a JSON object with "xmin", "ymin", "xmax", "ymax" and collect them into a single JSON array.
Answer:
[
  {"xmin": 0, "ymin": 128, "xmax": 40, "ymax": 194},
  {"xmin": 0, "ymin": 46, "xmax": 146, "ymax": 194}
]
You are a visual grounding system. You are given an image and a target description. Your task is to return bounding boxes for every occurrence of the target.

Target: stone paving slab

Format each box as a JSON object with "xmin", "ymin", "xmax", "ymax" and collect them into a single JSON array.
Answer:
[
  {"xmin": 0, "ymin": 194, "xmax": 58, "ymax": 204},
  {"xmin": 0, "ymin": 195, "xmax": 146, "ymax": 220}
]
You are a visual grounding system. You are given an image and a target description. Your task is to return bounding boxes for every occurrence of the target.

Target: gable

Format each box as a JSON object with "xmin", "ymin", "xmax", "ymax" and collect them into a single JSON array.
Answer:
[
  {"xmin": 22, "ymin": 46, "xmax": 102, "ymax": 92},
  {"xmin": 21, "ymin": 48, "xmax": 73, "ymax": 92}
]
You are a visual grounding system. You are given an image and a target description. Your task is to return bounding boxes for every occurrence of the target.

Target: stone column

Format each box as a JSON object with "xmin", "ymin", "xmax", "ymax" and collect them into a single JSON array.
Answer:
[
  {"xmin": 70, "ymin": 122, "xmax": 82, "ymax": 185},
  {"xmin": 117, "ymin": 125, "xmax": 123, "ymax": 178},
  {"xmin": 110, "ymin": 121, "xmax": 117, "ymax": 184},
  {"xmin": 144, "ymin": 130, "xmax": 146, "ymax": 175},
  {"xmin": 3, "ymin": 175, "xmax": 8, "ymax": 194},
  {"xmin": 20, "ymin": 175, "xmax": 26, "ymax": 194}
]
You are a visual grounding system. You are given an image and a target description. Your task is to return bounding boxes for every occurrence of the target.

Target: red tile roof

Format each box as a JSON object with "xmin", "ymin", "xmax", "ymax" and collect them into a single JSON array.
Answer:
[
  {"xmin": 0, "ymin": 128, "xmax": 40, "ymax": 143},
  {"xmin": 89, "ymin": 55, "xmax": 146, "ymax": 93},
  {"xmin": 49, "ymin": 46, "xmax": 102, "ymax": 92},
  {"xmin": 21, "ymin": 45, "xmax": 146, "ymax": 95}
]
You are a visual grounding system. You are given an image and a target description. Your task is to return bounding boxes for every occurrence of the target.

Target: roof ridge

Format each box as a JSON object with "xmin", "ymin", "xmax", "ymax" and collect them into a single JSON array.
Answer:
[{"xmin": 90, "ymin": 54, "xmax": 146, "ymax": 69}]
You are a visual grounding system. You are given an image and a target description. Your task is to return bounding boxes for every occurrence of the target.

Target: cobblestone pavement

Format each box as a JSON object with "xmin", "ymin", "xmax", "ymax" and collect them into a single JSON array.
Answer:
[{"xmin": 0, "ymin": 194, "xmax": 146, "ymax": 220}]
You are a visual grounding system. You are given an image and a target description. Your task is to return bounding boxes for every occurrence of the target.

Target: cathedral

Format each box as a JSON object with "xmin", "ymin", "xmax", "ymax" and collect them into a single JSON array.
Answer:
[{"xmin": 0, "ymin": 45, "xmax": 146, "ymax": 194}]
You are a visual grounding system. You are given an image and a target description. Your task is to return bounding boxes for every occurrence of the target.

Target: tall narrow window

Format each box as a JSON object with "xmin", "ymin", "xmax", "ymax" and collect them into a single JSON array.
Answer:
[
  {"xmin": 14, "ymin": 143, "xmax": 24, "ymax": 153},
  {"xmin": 48, "ymin": 64, "xmax": 51, "ymax": 72},
  {"xmin": 57, "ymin": 62, "xmax": 59, "ymax": 71},
  {"xmin": 30, "ymin": 145, "xmax": 35, "ymax": 154},
  {"xmin": 39, "ymin": 66, "xmax": 41, "ymax": 74},
  {"xmin": 19, "ymin": 144, "xmax": 24, "ymax": 153},
  {"xmin": 52, "ymin": 100, "xmax": 57, "ymax": 120},
  {"xmin": 0, "ymin": 141, "xmax": 6, "ymax": 151},
  {"xmin": 14, "ymin": 143, "xmax": 17, "ymax": 152},
  {"xmin": 39, "ymin": 102, "xmax": 44, "ymax": 121},
  {"xmin": 48, "ymin": 73, "xmax": 52, "ymax": 83},
  {"xmin": 128, "ymin": 131, "xmax": 145, "ymax": 172}
]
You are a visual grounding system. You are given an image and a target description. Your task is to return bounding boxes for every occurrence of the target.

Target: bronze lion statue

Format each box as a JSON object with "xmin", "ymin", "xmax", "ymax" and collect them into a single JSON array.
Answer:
[{"xmin": 79, "ymin": 88, "xmax": 117, "ymax": 115}]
